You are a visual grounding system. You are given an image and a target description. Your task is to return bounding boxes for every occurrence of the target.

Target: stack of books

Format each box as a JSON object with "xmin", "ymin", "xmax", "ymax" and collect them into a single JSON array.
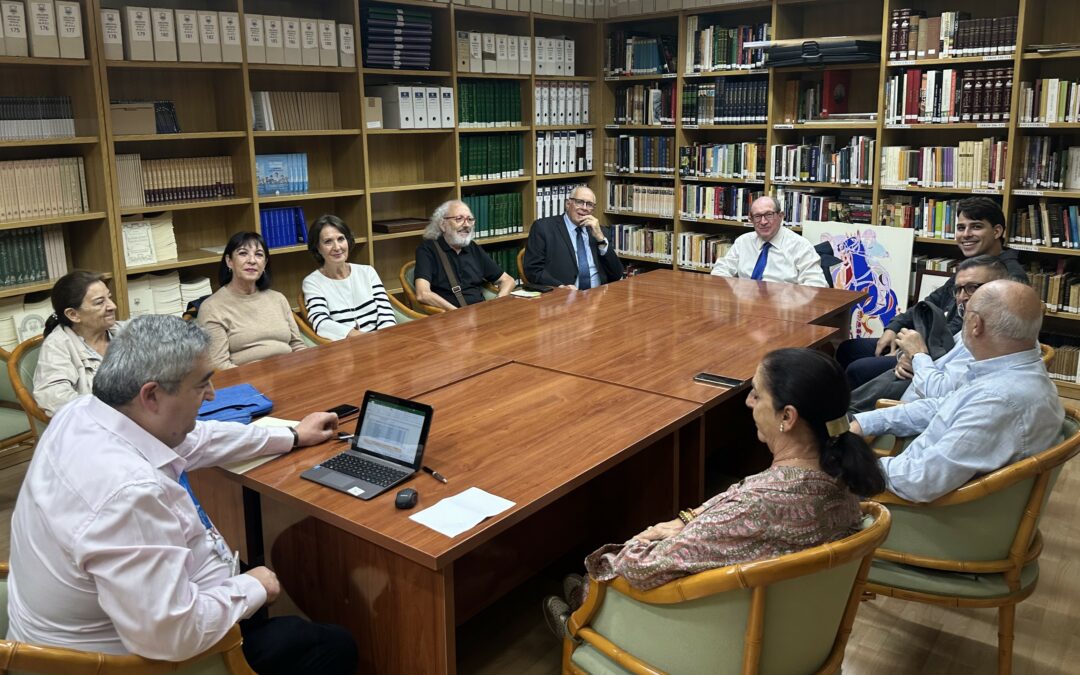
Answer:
[
  {"xmin": 612, "ymin": 82, "xmax": 675, "ymax": 125},
  {"xmin": 683, "ymin": 80, "xmax": 767, "ymax": 125},
  {"xmin": 259, "ymin": 206, "xmax": 307, "ymax": 249},
  {"xmin": 1013, "ymin": 201, "xmax": 1080, "ymax": 249},
  {"xmin": 121, "ymin": 212, "xmax": 177, "ymax": 267},
  {"xmin": 684, "ymin": 18, "xmax": 770, "ymax": 73},
  {"xmin": 536, "ymin": 131, "xmax": 592, "ymax": 175},
  {"xmin": 888, "ymin": 10, "xmax": 1016, "ymax": 61},
  {"xmin": 0, "ymin": 225, "xmax": 66, "ymax": 288},
  {"xmin": 5, "ymin": 297, "xmax": 51, "ymax": 343},
  {"xmin": 771, "ymin": 136, "xmax": 876, "ymax": 186},
  {"xmin": 606, "ymin": 181, "xmax": 675, "ymax": 217},
  {"xmin": 680, "ymin": 184, "xmax": 762, "ymax": 222},
  {"xmin": 127, "ymin": 271, "xmax": 192, "ymax": 317},
  {"xmin": 679, "ymin": 141, "xmax": 765, "ymax": 181},
  {"xmin": 115, "ymin": 155, "xmax": 236, "ymax": 207},
  {"xmin": 1016, "ymin": 138, "xmax": 1080, "ymax": 191},
  {"xmin": 0, "ymin": 157, "xmax": 89, "ymax": 221},
  {"xmin": 457, "ymin": 80, "xmax": 522, "ymax": 128},
  {"xmin": 604, "ymin": 135, "xmax": 675, "ymax": 175},
  {"xmin": 254, "ymin": 154, "xmax": 308, "ymax": 196},
  {"xmin": 0, "ymin": 96, "xmax": 75, "ymax": 140},
  {"xmin": 459, "ymin": 135, "xmax": 523, "ymax": 182},
  {"xmin": 461, "ymin": 193, "xmax": 523, "ymax": 239},
  {"xmin": 534, "ymin": 81, "xmax": 589, "ymax": 126},
  {"xmin": 362, "ymin": 5, "xmax": 432, "ymax": 70},
  {"xmin": 181, "ymin": 277, "xmax": 213, "ymax": 309},
  {"xmin": 880, "ymin": 195, "xmax": 965, "ymax": 237},
  {"xmin": 678, "ymin": 232, "xmax": 733, "ymax": 270},
  {"xmin": 612, "ymin": 223, "xmax": 674, "ymax": 263},
  {"xmin": 880, "ymin": 139, "xmax": 1007, "ymax": 190},
  {"xmin": 251, "ymin": 92, "xmax": 342, "ymax": 131},
  {"xmin": 1018, "ymin": 79, "xmax": 1080, "ymax": 124},
  {"xmin": 536, "ymin": 182, "xmax": 580, "ymax": 219},
  {"xmin": 776, "ymin": 188, "xmax": 872, "ymax": 225},
  {"xmin": 0, "ymin": 297, "xmax": 20, "ymax": 352},
  {"xmin": 884, "ymin": 66, "xmax": 1012, "ymax": 125},
  {"xmin": 604, "ymin": 31, "xmax": 677, "ymax": 76}
]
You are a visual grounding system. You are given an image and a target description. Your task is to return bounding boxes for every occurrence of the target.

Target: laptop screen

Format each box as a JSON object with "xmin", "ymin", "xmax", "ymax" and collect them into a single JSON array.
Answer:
[{"xmin": 355, "ymin": 393, "xmax": 431, "ymax": 469}]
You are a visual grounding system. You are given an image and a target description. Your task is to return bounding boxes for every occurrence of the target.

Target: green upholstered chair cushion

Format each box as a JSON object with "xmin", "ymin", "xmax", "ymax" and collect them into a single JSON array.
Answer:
[
  {"xmin": 16, "ymin": 343, "xmax": 39, "ymax": 395},
  {"xmin": 298, "ymin": 332, "xmax": 318, "ymax": 348},
  {"xmin": 391, "ymin": 306, "xmax": 414, "ymax": 324},
  {"xmin": 404, "ymin": 263, "xmax": 416, "ymax": 292},
  {"xmin": 869, "ymin": 559, "xmax": 1039, "ymax": 600},
  {"xmin": 571, "ymin": 643, "xmax": 633, "ymax": 674},
  {"xmin": 0, "ymin": 408, "xmax": 31, "ymax": 443},
  {"xmin": 0, "ymin": 573, "xmax": 8, "ymax": 638}
]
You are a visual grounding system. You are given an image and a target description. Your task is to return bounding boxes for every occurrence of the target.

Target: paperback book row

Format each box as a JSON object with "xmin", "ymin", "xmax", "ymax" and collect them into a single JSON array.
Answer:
[
  {"xmin": 251, "ymin": 92, "xmax": 342, "ymax": 132},
  {"xmin": 261, "ymin": 206, "xmax": 307, "ymax": 249},
  {"xmin": 680, "ymin": 184, "xmax": 762, "ymax": 223},
  {"xmin": 255, "ymin": 154, "xmax": 308, "ymax": 197},
  {"xmin": 879, "ymin": 195, "xmax": 967, "ymax": 238},
  {"xmin": 1012, "ymin": 201, "xmax": 1080, "ymax": 250},
  {"xmin": 603, "ymin": 135, "xmax": 674, "ymax": 175},
  {"xmin": 612, "ymin": 82, "xmax": 675, "ymax": 126},
  {"xmin": 770, "ymin": 136, "xmax": 876, "ymax": 186},
  {"xmin": 606, "ymin": 181, "xmax": 674, "ymax": 217},
  {"xmin": 779, "ymin": 71, "xmax": 857, "ymax": 123},
  {"xmin": 1018, "ymin": 79, "xmax": 1080, "ymax": 124},
  {"xmin": 461, "ymin": 192, "xmax": 523, "ymax": 239},
  {"xmin": 1015, "ymin": 137, "xmax": 1080, "ymax": 191},
  {"xmin": 683, "ymin": 18, "xmax": 769, "ymax": 73},
  {"xmin": 613, "ymin": 223, "xmax": 673, "ymax": 262},
  {"xmin": 0, "ymin": 225, "xmax": 66, "ymax": 288},
  {"xmin": 678, "ymin": 230, "xmax": 733, "ymax": 269},
  {"xmin": 459, "ymin": 80, "xmax": 522, "ymax": 128},
  {"xmin": 679, "ymin": 141, "xmax": 765, "ymax": 181},
  {"xmin": 0, "ymin": 1, "xmax": 84, "ymax": 58},
  {"xmin": 1027, "ymin": 265, "xmax": 1077, "ymax": 315},
  {"xmin": 0, "ymin": 96, "xmax": 74, "ymax": 141},
  {"xmin": 1045, "ymin": 343, "xmax": 1080, "ymax": 383},
  {"xmin": 535, "ymin": 81, "xmax": 590, "ymax": 127},
  {"xmin": 536, "ymin": 182, "xmax": 585, "ymax": 219},
  {"xmin": 456, "ymin": 32, "xmax": 575, "ymax": 76},
  {"xmin": 100, "ymin": 7, "xmax": 353, "ymax": 67},
  {"xmin": 367, "ymin": 85, "xmax": 455, "ymax": 130},
  {"xmin": 683, "ymin": 80, "xmax": 767, "ymax": 125},
  {"xmin": 776, "ymin": 187, "xmax": 872, "ymax": 226},
  {"xmin": 116, "ymin": 155, "xmax": 236, "ymax": 208},
  {"xmin": 0, "ymin": 157, "xmax": 88, "ymax": 222},
  {"xmin": 363, "ymin": 5, "xmax": 430, "ymax": 70},
  {"xmin": 879, "ymin": 139, "xmax": 1007, "ymax": 191},
  {"xmin": 536, "ymin": 131, "xmax": 593, "ymax": 175},
  {"xmin": 127, "ymin": 271, "xmax": 211, "ymax": 317},
  {"xmin": 884, "ymin": 66, "xmax": 1012, "ymax": 126},
  {"xmin": 460, "ymin": 135, "xmax": 524, "ymax": 182},
  {"xmin": 604, "ymin": 31, "xmax": 677, "ymax": 77},
  {"xmin": 888, "ymin": 10, "xmax": 1016, "ymax": 61},
  {"xmin": 120, "ymin": 212, "xmax": 176, "ymax": 266}
]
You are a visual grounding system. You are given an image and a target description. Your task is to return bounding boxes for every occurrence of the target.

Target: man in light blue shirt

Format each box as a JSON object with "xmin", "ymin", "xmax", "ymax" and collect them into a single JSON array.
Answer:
[{"xmin": 851, "ymin": 280, "xmax": 1063, "ymax": 502}]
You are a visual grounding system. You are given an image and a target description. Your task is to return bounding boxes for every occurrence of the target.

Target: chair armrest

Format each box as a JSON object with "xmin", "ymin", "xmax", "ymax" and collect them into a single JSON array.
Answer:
[{"xmin": 875, "ymin": 399, "xmax": 902, "ymax": 409}]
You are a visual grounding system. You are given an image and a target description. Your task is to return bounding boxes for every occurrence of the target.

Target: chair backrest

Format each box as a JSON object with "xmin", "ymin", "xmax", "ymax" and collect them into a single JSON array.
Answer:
[
  {"xmin": 516, "ymin": 247, "xmax": 528, "ymax": 284},
  {"xmin": 8, "ymin": 336, "xmax": 48, "ymax": 432},
  {"xmin": 182, "ymin": 294, "xmax": 211, "ymax": 322},
  {"xmin": 292, "ymin": 310, "xmax": 328, "ymax": 347},
  {"xmin": 399, "ymin": 260, "xmax": 445, "ymax": 315},
  {"xmin": 387, "ymin": 292, "xmax": 424, "ymax": 323},
  {"xmin": 567, "ymin": 502, "xmax": 891, "ymax": 675},
  {"xmin": 1040, "ymin": 343, "xmax": 1054, "ymax": 367},
  {"xmin": 874, "ymin": 408, "xmax": 1080, "ymax": 570},
  {"xmin": 0, "ymin": 348, "xmax": 33, "ymax": 449}
]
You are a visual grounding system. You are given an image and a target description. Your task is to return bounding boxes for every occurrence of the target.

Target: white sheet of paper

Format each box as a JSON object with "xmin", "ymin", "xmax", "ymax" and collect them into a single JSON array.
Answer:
[
  {"xmin": 222, "ymin": 416, "xmax": 298, "ymax": 474},
  {"xmin": 409, "ymin": 487, "xmax": 515, "ymax": 537}
]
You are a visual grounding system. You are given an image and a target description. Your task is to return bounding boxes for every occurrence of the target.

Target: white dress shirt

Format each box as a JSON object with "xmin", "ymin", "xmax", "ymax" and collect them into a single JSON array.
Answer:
[
  {"xmin": 855, "ymin": 347, "xmax": 1064, "ymax": 502},
  {"xmin": 563, "ymin": 213, "xmax": 608, "ymax": 289},
  {"xmin": 7, "ymin": 395, "xmax": 292, "ymax": 660},
  {"xmin": 900, "ymin": 330, "xmax": 974, "ymax": 403},
  {"xmin": 710, "ymin": 226, "xmax": 828, "ymax": 287}
]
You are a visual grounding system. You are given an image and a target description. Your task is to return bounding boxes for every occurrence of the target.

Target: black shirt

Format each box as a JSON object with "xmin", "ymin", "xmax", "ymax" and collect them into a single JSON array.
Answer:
[{"xmin": 414, "ymin": 237, "xmax": 504, "ymax": 307}]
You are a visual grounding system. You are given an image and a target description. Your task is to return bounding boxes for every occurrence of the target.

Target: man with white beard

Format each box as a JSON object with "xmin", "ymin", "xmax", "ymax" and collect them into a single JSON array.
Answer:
[{"xmin": 414, "ymin": 200, "xmax": 516, "ymax": 310}]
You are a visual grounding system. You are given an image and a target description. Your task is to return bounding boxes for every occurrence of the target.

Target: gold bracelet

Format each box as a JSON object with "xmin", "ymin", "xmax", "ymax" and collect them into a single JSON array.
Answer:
[{"xmin": 678, "ymin": 509, "xmax": 695, "ymax": 525}]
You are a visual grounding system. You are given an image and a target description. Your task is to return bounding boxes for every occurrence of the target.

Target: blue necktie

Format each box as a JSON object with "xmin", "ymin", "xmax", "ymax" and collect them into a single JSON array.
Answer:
[
  {"xmin": 575, "ymin": 226, "xmax": 592, "ymax": 290},
  {"xmin": 750, "ymin": 241, "xmax": 771, "ymax": 281}
]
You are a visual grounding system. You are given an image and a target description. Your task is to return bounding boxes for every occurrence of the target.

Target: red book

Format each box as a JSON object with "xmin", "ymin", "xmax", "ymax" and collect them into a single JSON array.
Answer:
[{"xmin": 820, "ymin": 69, "xmax": 851, "ymax": 118}]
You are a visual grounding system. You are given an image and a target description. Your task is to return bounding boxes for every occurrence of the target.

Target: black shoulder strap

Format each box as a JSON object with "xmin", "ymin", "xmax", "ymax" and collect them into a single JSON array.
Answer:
[{"xmin": 431, "ymin": 239, "xmax": 468, "ymax": 307}]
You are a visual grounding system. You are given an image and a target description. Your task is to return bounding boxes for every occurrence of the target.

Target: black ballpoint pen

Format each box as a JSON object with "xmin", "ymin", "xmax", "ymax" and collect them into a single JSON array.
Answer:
[{"xmin": 422, "ymin": 466, "xmax": 448, "ymax": 483}]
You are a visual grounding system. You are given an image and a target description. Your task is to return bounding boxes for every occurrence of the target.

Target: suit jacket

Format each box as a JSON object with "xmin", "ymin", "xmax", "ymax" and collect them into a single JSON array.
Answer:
[{"xmin": 524, "ymin": 215, "xmax": 624, "ymax": 287}]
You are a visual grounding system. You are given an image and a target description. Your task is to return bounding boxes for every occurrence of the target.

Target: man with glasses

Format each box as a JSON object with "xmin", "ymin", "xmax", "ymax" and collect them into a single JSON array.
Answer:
[
  {"xmin": 836, "ymin": 197, "xmax": 1026, "ymax": 388},
  {"xmin": 414, "ymin": 200, "xmax": 516, "ymax": 310},
  {"xmin": 709, "ymin": 196, "xmax": 828, "ymax": 287},
  {"xmin": 523, "ymin": 186, "xmax": 624, "ymax": 289}
]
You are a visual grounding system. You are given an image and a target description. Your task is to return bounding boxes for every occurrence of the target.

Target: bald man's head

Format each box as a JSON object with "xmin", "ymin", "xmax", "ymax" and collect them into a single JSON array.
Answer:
[{"xmin": 964, "ymin": 280, "xmax": 1042, "ymax": 354}]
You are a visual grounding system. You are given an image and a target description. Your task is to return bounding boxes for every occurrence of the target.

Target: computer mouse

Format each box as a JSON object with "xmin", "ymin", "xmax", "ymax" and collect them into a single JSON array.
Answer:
[{"xmin": 395, "ymin": 488, "xmax": 418, "ymax": 510}]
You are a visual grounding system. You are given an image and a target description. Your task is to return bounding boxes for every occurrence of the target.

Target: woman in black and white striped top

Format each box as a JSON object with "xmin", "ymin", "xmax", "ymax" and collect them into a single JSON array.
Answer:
[{"xmin": 302, "ymin": 215, "xmax": 396, "ymax": 340}]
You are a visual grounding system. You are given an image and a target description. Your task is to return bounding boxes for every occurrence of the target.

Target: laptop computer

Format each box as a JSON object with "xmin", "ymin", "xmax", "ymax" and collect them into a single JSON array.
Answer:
[{"xmin": 301, "ymin": 390, "xmax": 434, "ymax": 501}]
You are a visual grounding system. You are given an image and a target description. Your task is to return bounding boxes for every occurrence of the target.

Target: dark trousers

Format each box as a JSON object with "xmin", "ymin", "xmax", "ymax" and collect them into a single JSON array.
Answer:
[
  {"xmin": 240, "ymin": 615, "xmax": 358, "ymax": 675},
  {"xmin": 836, "ymin": 337, "xmax": 897, "ymax": 389}
]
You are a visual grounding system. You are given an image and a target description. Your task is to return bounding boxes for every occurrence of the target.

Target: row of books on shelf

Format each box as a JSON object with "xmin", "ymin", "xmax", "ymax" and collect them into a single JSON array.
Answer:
[
  {"xmin": 884, "ymin": 66, "xmax": 1011, "ymax": 126},
  {"xmin": 0, "ymin": 296, "xmax": 50, "ymax": 351},
  {"xmin": 677, "ymin": 230, "xmax": 732, "ymax": 269},
  {"xmin": 879, "ymin": 195, "xmax": 966, "ymax": 238},
  {"xmin": 127, "ymin": 271, "xmax": 211, "ymax": 318},
  {"xmin": 0, "ymin": 225, "xmax": 66, "ymax": 289},
  {"xmin": 679, "ymin": 142, "xmax": 764, "ymax": 181},
  {"xmin": 680, "ymin": 185, "xmax": 761, "ymax": 223},
  {"xmin": 606, "ymin": 182, "xmax": 674, "ymax": 217},
  {"xmin": 0, "ymin": 96, "xmax": 75, "ymax": 141},
  {"xmin": 457, "ymin": 33, "xmax": 575, "ymax": 76},
  {"xmin": 776, "ymin": 188, "xmax": 872, "ymax": 226},
  {"xmin": 888, "ymin": 10, "xmax": 1016, "ymax": 61},
  {"xmin": 604, "ymin": 31, "xmax": 676, "ymax": 77},
  {"xmin": 1012, "ymin": 201, "xmax": 1080, "ymax": 250},
  {"xmin": 1018, "ymin": 79, "xmax": 1080, "ymax": 125},
  {"xmin": 536, "ymin": 182, "xmax": 583, "ymax": 219},
  {"xmin": 454, "ymin": 0, "xmax": 606, "ymax": 19},
  {"xmin": 683, "ymin": 18, "xmax": 768, "ymax": 74},
  {"xmin": 116, "ymin": 154, "xmax": 236, "ymax": 208},
  {"xmin": 458, "ymin": 80, "xmax": 522, "ymax": 129},
  {"xmin": 536, "ymin": 131, "xmax": 593, "ymax": 175},
  {"xmin": 535, "ymin": 81, "xmax": 590, "ymax": 127},
  {"xmin": 0, "ymin": 157, "xmax": 88, "ymax": 222},
  {"xmin": 251, "ymin": 92, "xmax": 342, "ymax": 132},
  {"xmin": 255, "ymin": 154, "xmax": 308, "ymax": 197},
  {"xmin": 780, "ymin": 72, "xmax": 855, "ymax": 124},
  {"xmin": 260, "ymin": 207, "xmax": 307, "ymax": 249},
  {"xmin": 246, "ymin": 14, "xmax": 352, "ymax": 67},
  {"xmin": 462, "ymin": 192, "xmax": 523, "ymax": 239},
  {"xmin": 368, "ymin": 85, "xmax": 455, "ymax": 130},
  {"xmin": 770, "ymin": 136, "xmax": 876, "ymax": 186},
  {"xmin": 603, "ymin": 135, "xmax": 674, "ymax": 176},
  {"xmin": 1016, "ymin": 138, "xmax": 1080, "ymax": 191},
  {"xmin": 612, "ymin": 82, "xmax": 674, "ymax": 126},
  {"xmin": 1028, "ymin": 266, "xmax": 1077, "ymax": 315},
  {"xmin": 880, "ymin": 140, "xmax": 1007, "ymax": 191},
  {"xmin": 362, "ymin": 5, "xmax": 431, "ymax": 71},
  {"xmin": 460, "ymin": 135, "xmax": 524, "ymax": 181},
  {"xmin": 120, "ymin": 212, "xmax": 176, "ymax": 266},
  {"xmin": 613, "ymin": 223, "xmax": 673, "ymax": 263},
  {"xmin": 683, "ymin": 80, "xmax": 767, "ymax": 126},
  {"xmin": 1045, "ymin": 344, "xmax": 1080, "ymax": 384},
  {"xmin": 0, "ymin": 1, "xmax": 84, "ymax": 59},
  {"xmin": 489, "ymin": 245, "xmax": 520, "ymax": 281}
]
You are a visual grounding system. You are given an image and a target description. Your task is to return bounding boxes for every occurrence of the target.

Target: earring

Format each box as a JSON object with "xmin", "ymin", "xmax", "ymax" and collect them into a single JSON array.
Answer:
[{"xmin": 779, "ymin": 422, "xmax": 785, "ymax": 433}]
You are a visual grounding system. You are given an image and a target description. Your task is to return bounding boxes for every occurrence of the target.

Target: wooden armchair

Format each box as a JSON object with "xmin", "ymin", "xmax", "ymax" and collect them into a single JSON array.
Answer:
[
  {"xmin": 864, "ymin": 407, "xmax": 1080, "ymax": 675},
  {"xmin": 399, "ymin": 261, "xmax": 497, "ymax": 315},
  {"xmin": 564, "ymin": 502, "xmax": 891, "ymax": 674},
  {"xmin": 0, "ymin": 562, "xmax": 256, "ymax": 674},
  {"xmin": 292, "ymin": 291, "xmax": 331, "ymax": 346},
  {"xmin": 0, "ymin": 348, "xmax": 35, "ymax": 463},
  {"xmin": 7, "ymin": 337, "xmax": 48, "ymax": 437},
  {"xmin": 517, "ymin": 247, "xmax": 528, "ymax": 284}
]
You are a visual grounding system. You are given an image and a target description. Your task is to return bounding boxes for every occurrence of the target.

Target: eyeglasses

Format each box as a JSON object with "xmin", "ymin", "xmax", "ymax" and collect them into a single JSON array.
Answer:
[
  {"xmin": 443, "ymin": 215, "xmax": 476, "ymax": 225},
  {"xmin": 569, "ymin": 198, "xmax": 596, "ymax": 210},
  {"xmin": 750, "ymin": 211, "xmax": 779, "ymax": 222},
  {"xmin": 954, "ymin": 282, "xmax": 984, "ymax": 297}
]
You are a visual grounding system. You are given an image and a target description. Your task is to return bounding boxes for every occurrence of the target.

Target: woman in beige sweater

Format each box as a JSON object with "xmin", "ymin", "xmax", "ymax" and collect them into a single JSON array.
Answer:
[{"xmin": 197, "ymin": 232, "xmax": 305, "ymax": 369}]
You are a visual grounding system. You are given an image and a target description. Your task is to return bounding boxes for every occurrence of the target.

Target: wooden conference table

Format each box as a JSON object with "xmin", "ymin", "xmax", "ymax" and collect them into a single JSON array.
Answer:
[{"xmin": 200, "ymin": 271, "xmax": 863, "ymax": 674}]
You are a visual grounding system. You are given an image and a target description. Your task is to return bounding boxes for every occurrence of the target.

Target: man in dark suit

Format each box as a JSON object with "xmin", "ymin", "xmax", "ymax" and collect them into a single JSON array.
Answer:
[{"xmin": 524, "ymin": 186, "xmax": 624, "ymax": 288}]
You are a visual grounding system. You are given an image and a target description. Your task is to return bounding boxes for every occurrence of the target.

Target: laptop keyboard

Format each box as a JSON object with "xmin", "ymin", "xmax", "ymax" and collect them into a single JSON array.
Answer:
[{"xmin": 322, "ymin": 453, "xmax": 409, "ymax": 487}]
